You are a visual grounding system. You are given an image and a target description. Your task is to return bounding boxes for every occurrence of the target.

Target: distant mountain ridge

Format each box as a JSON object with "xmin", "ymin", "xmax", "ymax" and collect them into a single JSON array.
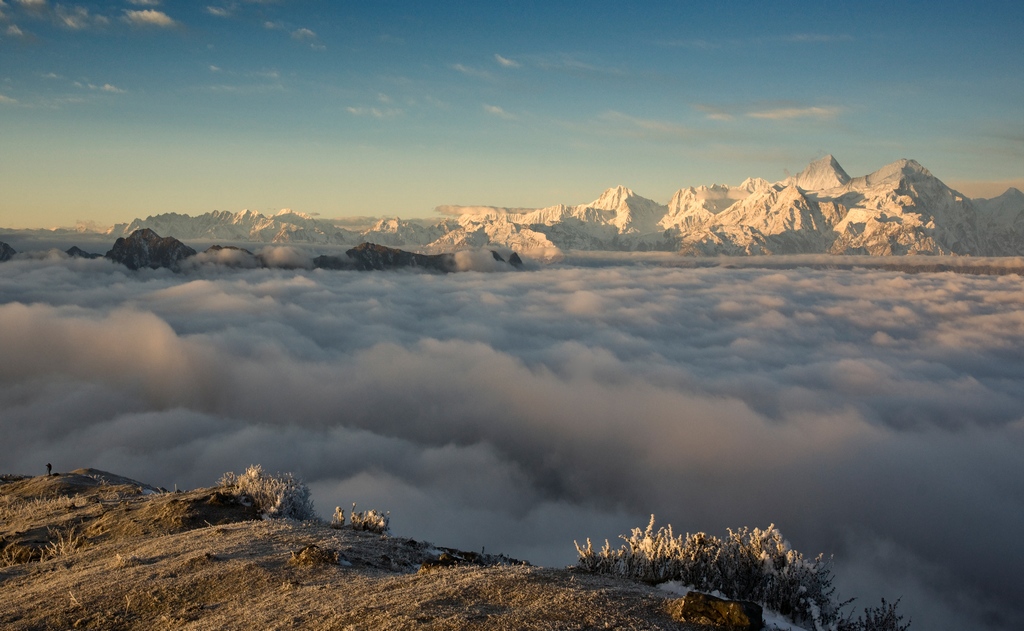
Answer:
[{"xmin": 107, "ymin": 156, "xmax": 1024, "ymax": 256}]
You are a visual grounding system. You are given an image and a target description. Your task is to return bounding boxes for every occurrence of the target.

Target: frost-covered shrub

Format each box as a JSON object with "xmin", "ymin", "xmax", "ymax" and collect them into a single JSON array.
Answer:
[
  {"xmin": 838, "ymin": 599, "xmax": 910, "ymax": 631},
  {"xmin": 349, "ymin": 502, "xmax": 390, "ymax": 534},
  {"xmin": 330, "ymin": 506, "xmax": 345, "ymax": 529},
  {"xmin": 575, "ymin": 516, "xmax": 843, "ymax": 628},
  {"xmin": 218, "ymin": 465, "xmax": 316, "ymax": 521}
]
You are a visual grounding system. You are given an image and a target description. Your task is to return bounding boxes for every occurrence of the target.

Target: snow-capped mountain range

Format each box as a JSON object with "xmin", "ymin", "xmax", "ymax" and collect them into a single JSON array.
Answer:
[{"xmin": 109, "ymin": 156, "xmax": 1024, "ymax": 256}]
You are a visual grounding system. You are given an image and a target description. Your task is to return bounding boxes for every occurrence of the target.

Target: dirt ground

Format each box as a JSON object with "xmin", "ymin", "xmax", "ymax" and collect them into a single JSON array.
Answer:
[{"xmin": 1, "ymin": 469, "xmax": 708, "ymax": 630}]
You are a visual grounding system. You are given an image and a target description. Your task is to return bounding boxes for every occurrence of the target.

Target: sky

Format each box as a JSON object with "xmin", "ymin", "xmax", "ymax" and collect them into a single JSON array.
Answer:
[
  {"xmin": 1, "ymin": 0, "xmax": 1022, "ymax": 229},
  {"xmin": 0, "ymin": 253, "xmax": 1022, "ymax": 631}
]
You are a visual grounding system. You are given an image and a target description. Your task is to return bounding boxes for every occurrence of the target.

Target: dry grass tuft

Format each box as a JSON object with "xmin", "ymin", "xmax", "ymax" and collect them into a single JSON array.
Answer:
[{"xmin": 42, "ymin": 525, "xmax": 85, "ymax": 561}]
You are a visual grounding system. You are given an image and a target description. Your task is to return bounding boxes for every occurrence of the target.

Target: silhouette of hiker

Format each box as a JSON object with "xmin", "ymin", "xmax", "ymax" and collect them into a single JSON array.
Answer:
[{"xmin": 46, "ymin": 463, "xmax": 52, "ymax": 475}]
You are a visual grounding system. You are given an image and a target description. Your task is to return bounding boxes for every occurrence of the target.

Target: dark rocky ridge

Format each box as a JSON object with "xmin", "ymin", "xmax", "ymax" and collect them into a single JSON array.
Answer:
[
  {"xmin": 104, "ymin": 228, "xmax": 197, "ymax": 271},
  {"xmin": 1, "ymin": 229, "xmax": 524, "ymax": 272},
  {"xmin": 336, "ymin": 242, "xmax": 458, "ymax": 272},
  {"xmin": 316, "ymin": 242, "xmax": 524, "ymax": 272},
  {"xmin": 66, "ymin": 246, "xmax": 102, "ymax": 259}
]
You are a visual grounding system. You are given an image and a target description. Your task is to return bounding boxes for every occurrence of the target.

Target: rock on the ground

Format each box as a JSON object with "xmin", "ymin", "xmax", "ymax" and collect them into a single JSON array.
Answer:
[{"xmin": 667, "ymin": 591, "xmax": 764, "ymax": 630}]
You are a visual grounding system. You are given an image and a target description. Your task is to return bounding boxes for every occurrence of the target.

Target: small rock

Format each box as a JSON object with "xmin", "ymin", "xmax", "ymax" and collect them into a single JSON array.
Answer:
[
  {"xmin": 418, "ymin": 552, "xmax": 462, "ymax": 573},
  {"xmin": 289, "ymin": 544, "xmax": 339, "ymax": 566},
  {"xmin": 667, "ymin": 592, "xmax": 763, "ymax": 630}
]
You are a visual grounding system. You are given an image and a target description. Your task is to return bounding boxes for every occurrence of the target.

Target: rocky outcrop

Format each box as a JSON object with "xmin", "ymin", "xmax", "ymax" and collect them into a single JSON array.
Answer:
[
  {"xmin": 66, "ymin": 246, "xmax": 102, "ymax": 259},
  {"xmin": 342, "ymin": 242, "xmax": 458, "ymax": 272},
  {"xmin": 490, "ymin": 250, "xmax": 524, "ymax": 268},
  {"xmin": 667, "ymin": 592, "xmax": 764, "ymax": 630},
  {"xmin": 0, "ymin": 241, "xmax": 15, "ymax": 262},
  {"xmin": 289, "ymin": 544, "xmax": 341, "ymax": 567},
  {"xmin": 105, "ymin": 228, "xmax": 197, "ymax": 270}
]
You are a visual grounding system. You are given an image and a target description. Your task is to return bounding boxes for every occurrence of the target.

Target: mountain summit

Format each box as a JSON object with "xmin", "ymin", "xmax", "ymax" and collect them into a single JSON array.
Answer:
[
  {"xmin": 105, "ymin": 228, "xmax": 197, "ymax": 270},
  {"xmin": 787, "ymin": 155, "xmax": 851, "ymax": 191}
]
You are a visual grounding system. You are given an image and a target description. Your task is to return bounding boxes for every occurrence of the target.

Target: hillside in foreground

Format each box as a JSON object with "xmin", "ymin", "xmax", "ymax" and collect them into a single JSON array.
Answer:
[{"xmin": 0, "ymin": 469, "xmax": 707, "ymax": 630}]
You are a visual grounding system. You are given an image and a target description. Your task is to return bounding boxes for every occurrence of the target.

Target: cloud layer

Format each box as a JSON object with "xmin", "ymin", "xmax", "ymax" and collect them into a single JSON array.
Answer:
[{"xmin": 0, "ymin": 257, "xmax": 1022, "ymax": 630}]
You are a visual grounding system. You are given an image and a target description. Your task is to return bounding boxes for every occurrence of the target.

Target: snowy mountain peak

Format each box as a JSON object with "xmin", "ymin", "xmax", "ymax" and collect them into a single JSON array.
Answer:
[
  {"xmin": 992, "ymin": 187, "xmax": 1024, "ymax": 204},
  {"xmin": 974, "ymin": 187, "xmax": 1024, "ymax": 223},
  {"xmin": 739, "ymin": 178, "xmax": 774, "ymax": 193},
  {"xmin": 860, "ymin": 158, "xmax": 933, "ymax": 187},
  {"xmin": 275, "ymin": 208, "xmax": 316, "ymax": 220},
  {"xmin": 787, "ymin": 155, "xmax": 851, "ymax": 191},
  {"xmin": 589, "ymin": 185, "xmax": 638, "ymax": 211}
]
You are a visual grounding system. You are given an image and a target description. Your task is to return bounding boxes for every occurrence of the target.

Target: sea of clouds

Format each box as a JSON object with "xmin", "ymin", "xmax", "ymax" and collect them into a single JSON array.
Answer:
[{"xmin": 1, "ymin": 249, "xmax": 1021, "ymax": 631}]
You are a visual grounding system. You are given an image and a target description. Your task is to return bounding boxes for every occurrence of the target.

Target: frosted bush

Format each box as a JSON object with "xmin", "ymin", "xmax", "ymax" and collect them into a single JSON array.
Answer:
[
  {"xmin": 576, "ymin": 516, "xmax": 850, "ymax": 629},
  {"xmin": 349, "ymin": 503, "xmax": 390, "ymax": 534},
  {"xmin": 218, "ymin": 464, "xmax": 316, "ymax": 521},
  {"xmin": 330, "ymin": 506, "xmax": 345, "ymax": 529},
  {"xmin": 838, "ymin": 599, "xmax": 910, "ymax": 631}
]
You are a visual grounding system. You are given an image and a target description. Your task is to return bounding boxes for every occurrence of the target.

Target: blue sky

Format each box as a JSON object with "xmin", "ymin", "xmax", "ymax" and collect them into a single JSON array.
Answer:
[{"xmin": 1, "ymin": 0, "xmax": 1022, "ymax": 229}]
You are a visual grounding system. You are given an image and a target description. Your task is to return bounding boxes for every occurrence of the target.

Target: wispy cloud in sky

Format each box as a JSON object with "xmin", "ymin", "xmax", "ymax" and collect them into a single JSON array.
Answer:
[
  {"xmin": 452, "ymin": 63, "xmax": 492, "ymax": 80},
  {"xmin": 483, "ymin": 104, "xmax": 515, "ymax": 120},
  {"xmin": 72, "ymin": 81, "xmax": 125, "ymax": 94},
  {"xmin": 346, "ymin": 106, "xmax": 402, "ymax": 119},
  {"xmin": 746, "ymin": 106, "xmax": 841, "ymax": 121},
  {"xmin": 531, "ymin": 53, "xmax": 625, "ymax": 78},
  {"xmin": 599, "ymin": 110, "xmax": 689, "ymax": 139},
  {"xmin": 55, "ymin": 5, "xmax": 108, "ymax": 30},
  {"xmin": 122, "ymin": 9, "xmax": 177, "ymax": 28},
  {"xmin": 692, "ymin": 103, "xmax": 842, "ymax": 123},
  {"xmin": 693, "ymin": 104, "xmax": 734, "ymax": 122},
  {"xmin": 659, "ymin": 33, "xmax": 853, "ymax": 49},
  {"xmin": 290, "ymin": 26, "xmax": 324, "ymax": 49},
  {"xmin": 783, "ymin": 33, "xmax": 853, "ymax": 43},
  {"xmin": 656, "ymin": 38, "xmax": 720, "ymax": 50},
  {"xmin": 494, "ymin": 54, "xmax": 520, "ymax": 68}
]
